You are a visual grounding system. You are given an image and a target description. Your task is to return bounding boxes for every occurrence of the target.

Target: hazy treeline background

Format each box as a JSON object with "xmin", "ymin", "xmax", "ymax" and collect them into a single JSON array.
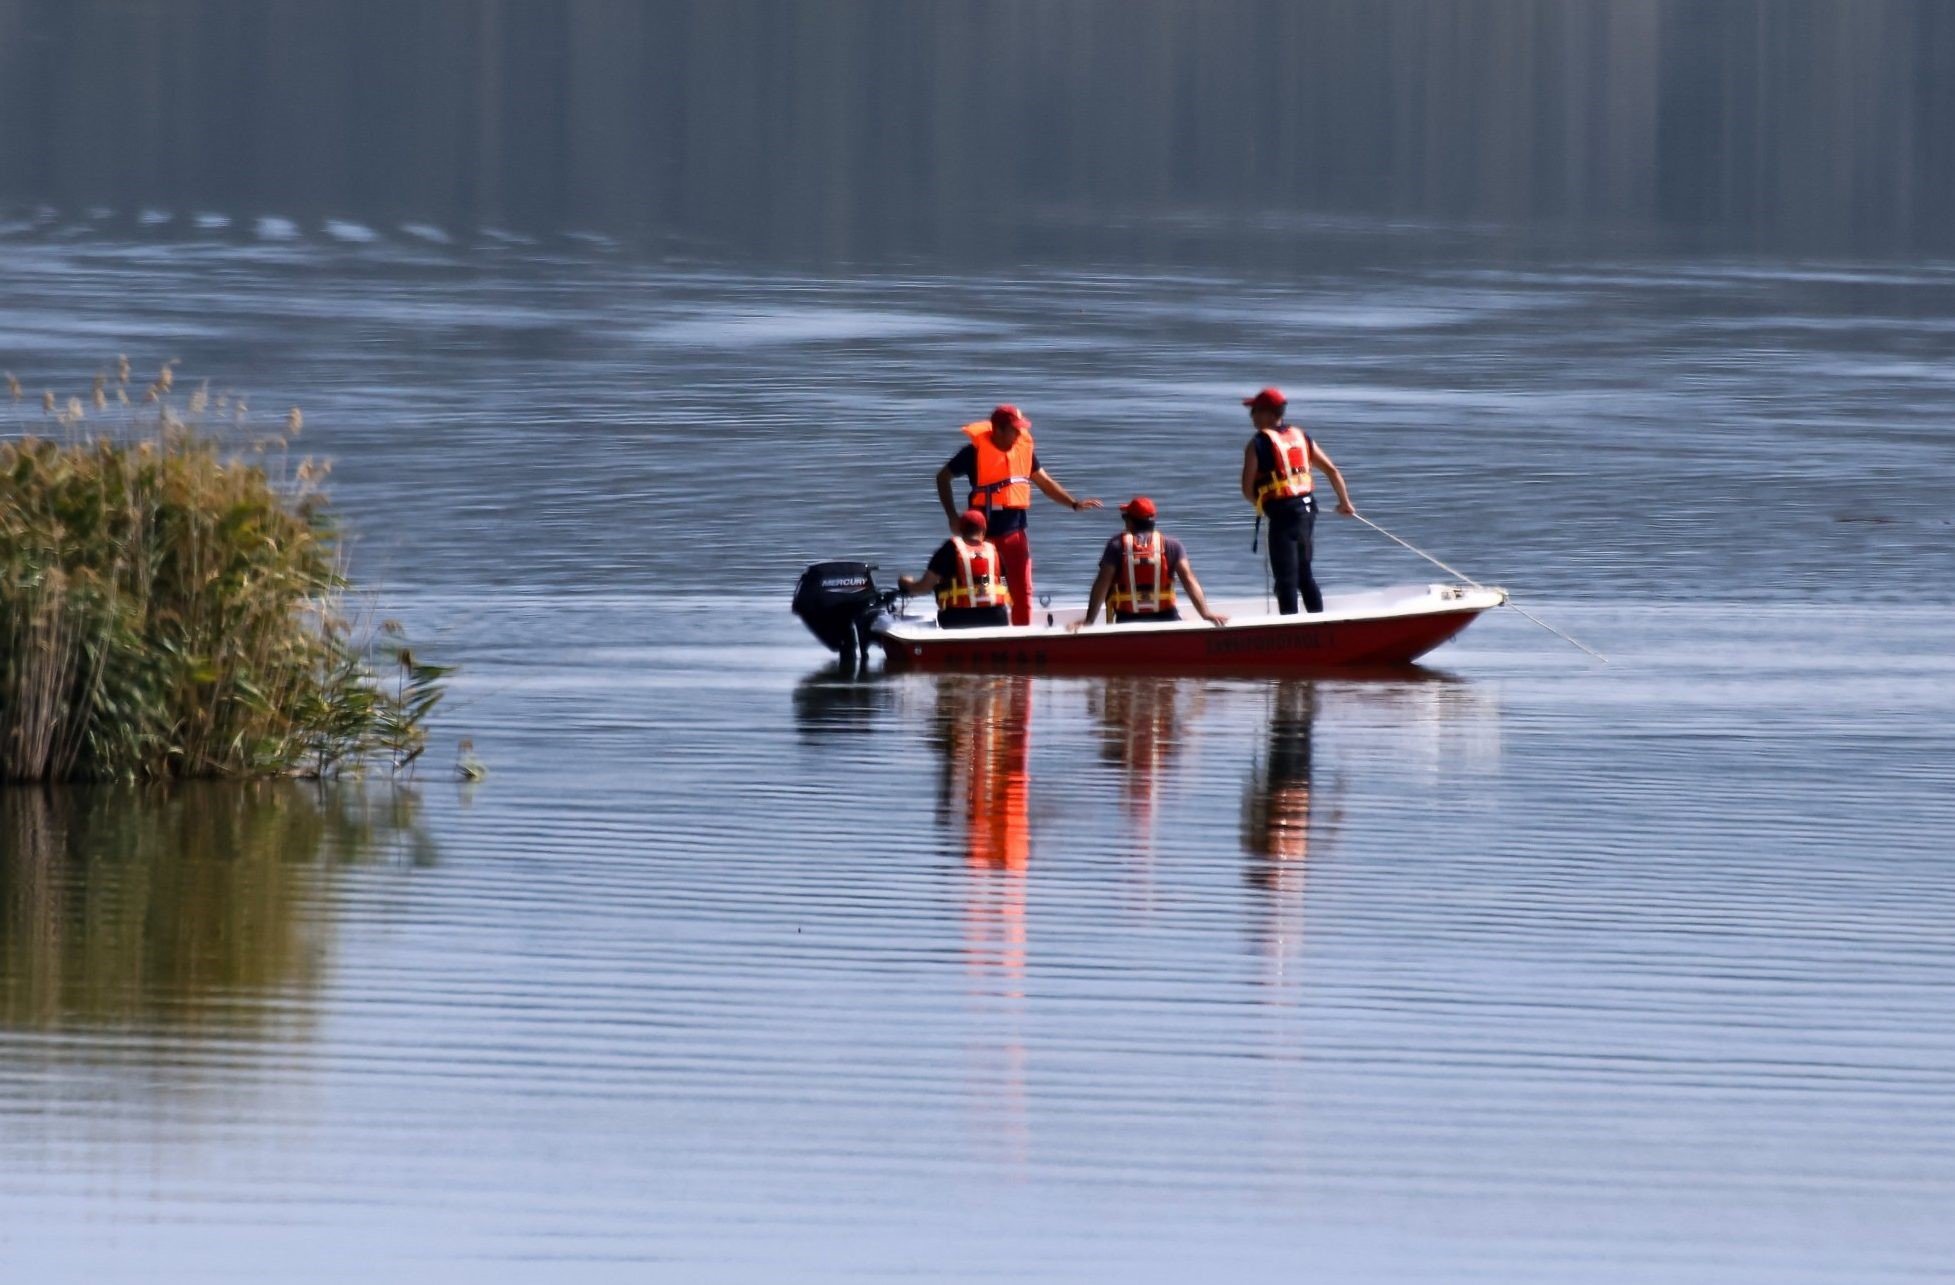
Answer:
[{"xmin": 2, "ymin": 0, "xmax": 1951, "ymax": 259}]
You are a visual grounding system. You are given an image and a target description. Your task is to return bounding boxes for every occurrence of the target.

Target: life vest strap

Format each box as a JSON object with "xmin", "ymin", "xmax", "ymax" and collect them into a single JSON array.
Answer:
[
  {"xmin": 1255, "ymin": 425, "xmax": 1314, "ymax": 509},
  {"xmin": 1110, "ymin": 531, "xmax": 1177, "ymax": 613},
  {"xmin": 936, "ymin": 537, "xmax": 1013, "ymax": 610},
  {"xmin": 1255, "ymin": 474, "xmax": 1311, "ymax": 500}
]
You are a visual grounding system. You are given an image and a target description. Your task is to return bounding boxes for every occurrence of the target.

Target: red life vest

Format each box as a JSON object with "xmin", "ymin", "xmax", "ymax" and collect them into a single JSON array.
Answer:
[
  {"xmin": 1107, "ymin": 530, "xmax": 1178, "ymax": 615},
  {"xmin": 961, "ymin": 422, "xmax": 1036, "ymax": 513},
  {"xmin": 1254, "ymin": 425, "xmax": 1314, "ymax": 507},
  {"xmin": 936, "ymin": 536, "xmax": 1012, "ymax": 610}
]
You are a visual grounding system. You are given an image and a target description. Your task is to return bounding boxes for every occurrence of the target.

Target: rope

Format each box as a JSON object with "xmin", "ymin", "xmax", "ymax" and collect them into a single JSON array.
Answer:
[{"xmin": 1350, "ymin": 513, "xmax": 1609, "ymax": 663}]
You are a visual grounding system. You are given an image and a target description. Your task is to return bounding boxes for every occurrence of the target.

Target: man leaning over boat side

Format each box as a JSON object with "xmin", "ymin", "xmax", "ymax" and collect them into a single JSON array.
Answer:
[
  {"xmin": 1241, "ymin": 386, "xmax": 1357, "ymax": 614},
  {"xmin": 935, "ymin": 403, "xmax": 1101, "ymax": 627},
  {"xmin": 1070, "ymin": 496, "xmax": 1227, "ymax": 631},
  {"xmin": 899, "ymin": 508, "xmax": 1013, "ymax": 630}
]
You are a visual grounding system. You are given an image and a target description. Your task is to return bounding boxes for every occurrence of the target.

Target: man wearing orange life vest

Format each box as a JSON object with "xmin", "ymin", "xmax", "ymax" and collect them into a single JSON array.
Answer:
[
  {"xmin": 1240, "ymin": 387, "xmax": 1357, "ymax": 614},
  {"xmin": 935, "ymin": 404, "xmax": 1101, "ymax": 627},
  {"xmin": 1070, "ymin": 496, "xmax": 1228, "ymax": 631},
  {"xmin": 898, "ymin": 508, "xmax": 1014, "ymax": 629}
]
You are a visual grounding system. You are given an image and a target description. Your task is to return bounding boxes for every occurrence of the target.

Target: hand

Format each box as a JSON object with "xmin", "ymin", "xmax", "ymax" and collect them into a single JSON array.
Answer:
[
  {"xmin": 1067, "ymin": 619, "xmax": 1091, "ymax": 633},
  {"xmin": 1335, "ymin": 499, "xmax": 1357, "ymax": 517},
  {"xmin": 1071, "ymin": 498, "xmax": 1103, "ymax": 512},
  {"xmin": 897, "ymin": 575, "xmax": 919, "ymax": 594},
  {"xmin": 947, "ymin": 515, "xmax": 964, "ymax": 534},
  {"xmin": 1203, "ymin": 611, "xmax": 1229, "ymax": 627}
]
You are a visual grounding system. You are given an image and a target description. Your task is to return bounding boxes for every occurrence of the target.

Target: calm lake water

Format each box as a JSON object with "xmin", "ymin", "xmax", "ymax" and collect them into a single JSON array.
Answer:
[{"xmin": 3, "ymin": 221, "xmax": 1953, "ymax": 1281}]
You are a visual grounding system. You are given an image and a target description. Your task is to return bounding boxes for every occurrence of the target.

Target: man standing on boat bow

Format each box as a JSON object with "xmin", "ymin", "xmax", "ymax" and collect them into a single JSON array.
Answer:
[
  {"xmin": 937, "ymin": 404, "xmax": 1101, "ymax": 626},
  {"xmin": 1241, "ymin": 387, "xmax": 1357, "ymax": 614}
]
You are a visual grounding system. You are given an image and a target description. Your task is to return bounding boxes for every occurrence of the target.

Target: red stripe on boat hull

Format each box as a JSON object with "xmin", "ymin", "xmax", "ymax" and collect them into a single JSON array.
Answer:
[{"xmin": 878, "ymin": 607, "xmax": 1490, "ymax": 674}]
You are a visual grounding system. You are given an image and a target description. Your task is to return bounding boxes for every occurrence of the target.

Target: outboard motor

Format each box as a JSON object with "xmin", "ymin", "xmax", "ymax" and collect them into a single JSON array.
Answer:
[{"xmin": 792, "ymin": 561, "xmax": 891, "ymax": 661}]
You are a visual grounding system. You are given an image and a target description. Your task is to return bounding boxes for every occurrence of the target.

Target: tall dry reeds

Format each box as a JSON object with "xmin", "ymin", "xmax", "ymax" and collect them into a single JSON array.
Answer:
[{"xmin": 1, "ymin": 361, "xmax": 446, "ymax": 782}]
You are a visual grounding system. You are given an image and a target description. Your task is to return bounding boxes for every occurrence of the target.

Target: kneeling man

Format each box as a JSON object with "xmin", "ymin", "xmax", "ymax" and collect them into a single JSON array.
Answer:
[
  {"xmin": 1072, "ymin": 496, "xmax": 1227, "ymax": 630},
  {"xmin": 899, "ymin": 509, "xmax": 1013, "ymax": 629}
]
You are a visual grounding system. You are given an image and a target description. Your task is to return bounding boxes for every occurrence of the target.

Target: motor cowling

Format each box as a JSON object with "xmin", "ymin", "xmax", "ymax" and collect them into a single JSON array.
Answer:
[{"xmin": 792, "ymin": 561, "xmax": 885, "ymax": 657}]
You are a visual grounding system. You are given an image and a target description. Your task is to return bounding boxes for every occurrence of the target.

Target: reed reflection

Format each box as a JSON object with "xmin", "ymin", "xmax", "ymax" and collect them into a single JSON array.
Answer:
[{"xmin": 1, "ymin": 782, "xmax": 433, "ymax": 1034}]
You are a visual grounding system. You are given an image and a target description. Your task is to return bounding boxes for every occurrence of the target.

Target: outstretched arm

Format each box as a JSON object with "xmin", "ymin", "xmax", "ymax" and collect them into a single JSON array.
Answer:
[
  {"xmin": 898, "ymin": 569, "xmax": 942, "ymax": 597},
  {"xmin": 1068, "ymin": 565, "xmax": 1117, "ymax": 632},
  {"xmin": 1309, "ymin": 441, "xmax": 1357, "ymax": 516},
  {"xmin": 1176, "ymin": 559, "xmax": 1228, "ymax": 626},
  {"xmin": 1032, "ymin": 467, "xmax": 1102, "ymax": 513},
  {"xmin": 934, "ymin": 466, "xmax": 961, "ymax": 531}
]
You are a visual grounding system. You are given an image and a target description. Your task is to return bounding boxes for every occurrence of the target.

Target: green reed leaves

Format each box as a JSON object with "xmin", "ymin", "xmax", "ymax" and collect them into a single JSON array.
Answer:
[{"xmin": 1, "ymin": 365, "xmax": 448, "ymax": 782}]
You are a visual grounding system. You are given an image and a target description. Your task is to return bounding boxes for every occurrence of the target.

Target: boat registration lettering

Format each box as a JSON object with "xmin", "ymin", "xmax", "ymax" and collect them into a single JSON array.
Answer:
[{"xmin": 1205, "ymin": 625, "xmax": 1330, "ymax": 656}]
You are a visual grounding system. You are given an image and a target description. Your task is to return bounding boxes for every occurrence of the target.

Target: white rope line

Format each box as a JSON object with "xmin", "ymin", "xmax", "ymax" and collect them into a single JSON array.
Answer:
[{"xmin": 1351, "ymin": 514, "xmax": 1609, "ymax": 663}]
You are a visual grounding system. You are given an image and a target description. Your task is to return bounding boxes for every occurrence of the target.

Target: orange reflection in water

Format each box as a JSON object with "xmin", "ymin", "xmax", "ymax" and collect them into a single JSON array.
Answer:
[
  {"xmin": 932, "ymin": 675, "xmax": 1034, "ymax": 1169},
  {"xmin": 1089, "ymin": 677, "xmax": 1205, "ymax": 862},
  {"xmin": 936, "ymin": 675, "xmax": 1031, "ymax": 983}
]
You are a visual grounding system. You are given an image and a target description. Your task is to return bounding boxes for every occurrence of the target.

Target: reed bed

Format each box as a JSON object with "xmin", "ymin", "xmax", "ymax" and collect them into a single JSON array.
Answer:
[{"xmin": 1, "ymin": 361, "xmax": 446, "ymax": 782}]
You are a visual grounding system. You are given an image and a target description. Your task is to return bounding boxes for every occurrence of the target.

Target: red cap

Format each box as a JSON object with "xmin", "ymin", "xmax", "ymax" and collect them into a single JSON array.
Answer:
[
  {"xmin": 1119, "ymin": 495, "xmax": 1156, "ymax": 520},
  {"xmin": 1242, "ymin": 387, "xmax": 1287, "ymax": 412},
  {"xmin": 989, "ymin": 404, "xmax": 1030, "ymax": 431},
  {"xmin": 958, "ymin": 508, "xmax": 989, "ymax": 535}
]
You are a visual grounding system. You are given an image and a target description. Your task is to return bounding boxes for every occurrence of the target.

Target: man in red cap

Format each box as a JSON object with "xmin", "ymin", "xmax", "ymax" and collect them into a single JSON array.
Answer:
[
  {"xmin": 1239, "ymin": 387, "xmax": 1356, "ymax": 614},
  {"xmin": 898, "ymin": 508, "xmax": 1013, "ymax": 629},
  {"xmin": 936, "ymin": 404, "xmax": 1101, "ymax": 626},
  {"xmin": 1071, "ymin": 496, "xmax": 1227, "ymax": 631}
]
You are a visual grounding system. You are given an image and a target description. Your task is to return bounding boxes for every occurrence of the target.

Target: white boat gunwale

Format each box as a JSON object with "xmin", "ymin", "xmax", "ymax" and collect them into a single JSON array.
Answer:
[{"xmin": 872, "ymin": 581, "xmax": 1507, "ymax": 644}]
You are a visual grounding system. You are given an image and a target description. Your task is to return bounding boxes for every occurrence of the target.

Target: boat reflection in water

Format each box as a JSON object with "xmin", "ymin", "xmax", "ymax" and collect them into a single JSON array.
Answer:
[
  {"xmin": 1241, "ymin": 671, "xmax": 1503, "ymax": 995},
  {"xmin": 1244, "ymin": 681, "xmax": 1319, "ymax": 876},
  {"xmin": 900, "ymin": 665, "xmax": 1500, "ymax": 1161},
  {"xmin": 1243, "ymin": 681, "xmax": 1325, "ymax": 996},
  {"xmin": 1089, "ymin": 677, "xmax": 1206, "ymax": 867},
  {"xmin": 930, "ymin": 675, "xmax": 1034, "ymax": 876},
  {"xmin": 0, "ymin": 783, "xmax": 435, "ymax": 1037},
  {"xmin": 912, "ymin": 665, "xmax": 1499, "ymax": 944},
  {"xmin": 927, "ymin": 674, "xmax": 1035, "ymax": 1168},
  {"xmin": 791, "ymin": 660, "xmax": 896, "ymax": 743}
]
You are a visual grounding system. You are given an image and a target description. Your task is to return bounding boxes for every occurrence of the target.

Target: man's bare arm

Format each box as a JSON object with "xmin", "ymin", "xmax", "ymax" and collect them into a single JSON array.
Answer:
[
  {"xmin": 1068, "ymin": 565, "xmax": 1117, "ymax": 631},
  {"xmin": 934, "ymin": 466, "xmax": 960, "ymax": 530},
  {"xmin": 1032, "ymin": 468, "xmax": 1102, "ymax": 512},
  {"xmin": 1241, "ymin": 442, "xmax": 1260, "ymax": 506},
  {"xmin": 1309, "ymin": 441, "xmax": 1357, "ymax": 516},
  {"xmin": 898, "ymin": 569, "xmax": 942, "ymax": 597},
  {"xmin": 1176, "ymin": 559, "xmax": 1227, "ymax": 625}
]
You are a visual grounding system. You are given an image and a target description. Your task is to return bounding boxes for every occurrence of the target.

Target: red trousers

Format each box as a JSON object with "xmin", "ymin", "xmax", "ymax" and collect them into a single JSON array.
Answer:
[{"xmin": 993, "ymin": 528, "xmax": 1034, "ymax": 626}]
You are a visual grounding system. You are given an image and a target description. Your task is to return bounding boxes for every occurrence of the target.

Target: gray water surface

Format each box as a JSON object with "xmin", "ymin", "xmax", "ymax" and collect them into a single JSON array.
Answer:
[{"xmin": 2, "ymin": 227, "xmax": 1953, "ymax": 1281}]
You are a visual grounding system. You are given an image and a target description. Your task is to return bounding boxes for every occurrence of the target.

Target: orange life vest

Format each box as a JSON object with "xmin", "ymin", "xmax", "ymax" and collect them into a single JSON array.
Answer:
[
  {"xmin": 961, "ymin": 422, "xmax": 1036, "ymax": 513},
  {"xmin": 936, "ymin": 536, "xmax": 1013, "ymax": 610},
  {"xmin": 1254, "ymin": 425, "xmax": 1315, "ymax": 507},
  {"xmin": 1106, "ymin": 530, "xmax": 1178, "ymax": 615}
]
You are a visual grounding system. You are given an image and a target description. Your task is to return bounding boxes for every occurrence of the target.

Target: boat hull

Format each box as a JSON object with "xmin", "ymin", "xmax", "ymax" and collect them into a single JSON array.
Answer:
[{"xmin": 874, "ymin": 586, "xmax": 1501, "ymax": 674}]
